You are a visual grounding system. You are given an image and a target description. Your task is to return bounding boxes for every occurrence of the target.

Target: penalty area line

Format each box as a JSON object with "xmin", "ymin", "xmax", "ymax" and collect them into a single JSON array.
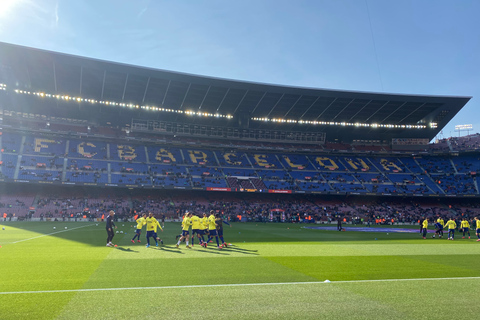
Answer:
[
  {"xmin": 2, "ymin": 276, "xmax": 480, "ymax": 295},
  {"xmin": 12, "ymin": 224, "xmax": 96, "ymax": 244}
]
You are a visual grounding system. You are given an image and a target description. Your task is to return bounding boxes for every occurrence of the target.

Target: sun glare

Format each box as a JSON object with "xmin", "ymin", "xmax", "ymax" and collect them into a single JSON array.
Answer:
[{"xmin": 0, "ymin": 0, "xmax": 21, "ymax": 18}]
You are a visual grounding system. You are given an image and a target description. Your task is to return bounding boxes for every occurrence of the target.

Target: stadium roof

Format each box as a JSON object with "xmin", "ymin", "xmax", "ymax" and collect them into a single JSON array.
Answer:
[{"xmin": 0, "ymin": 42, "xmax": 471, "ymax": 142}]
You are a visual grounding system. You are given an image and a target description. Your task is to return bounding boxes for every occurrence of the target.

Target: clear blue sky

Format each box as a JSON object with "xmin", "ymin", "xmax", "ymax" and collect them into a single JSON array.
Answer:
[{"xmin": 1, "ymin": 0, "xmax": 479, "ymax": 140}]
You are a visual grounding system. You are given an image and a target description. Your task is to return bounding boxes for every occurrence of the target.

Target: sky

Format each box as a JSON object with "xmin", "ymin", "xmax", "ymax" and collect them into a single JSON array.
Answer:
[{"xmin": 0, "ymin": 0, "xmax": 479, "ymax": 141}]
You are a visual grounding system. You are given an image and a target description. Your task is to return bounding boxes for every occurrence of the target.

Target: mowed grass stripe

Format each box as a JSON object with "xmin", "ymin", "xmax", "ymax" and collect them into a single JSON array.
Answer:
[
  {"xmin": 0, "ymin": 292, "xmax": 78, "ymax": 320},
  {"xmin": 267, "ymin": 254, "xmax": 480, "ymax": 281},
  {"xmin": 78, "ymin": 255, "xmax": 316, "ymax": 290},
  {"xmin": 56, "ymin": 278, "xmax": 480, "ymax": 320},
  {"xmin": 0, "ymin": 224, "xmax": 116, "ymax": 319},
  {"xmin": 241, "ymin": 241, "xmax": 480, "ymax": 257},
  {"xmin": 0, "ymin": 233, "xmax": 113, "ymax": 291},
  {"xmin": 56, "ymin": 281, "xmax": 406, "ymax": 320}
]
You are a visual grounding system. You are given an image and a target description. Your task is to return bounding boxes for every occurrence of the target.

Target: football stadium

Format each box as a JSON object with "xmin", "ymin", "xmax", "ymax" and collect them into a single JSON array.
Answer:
[{"xmin": 1, "ymin": 41, "xmax": 480, "ymax": 320}]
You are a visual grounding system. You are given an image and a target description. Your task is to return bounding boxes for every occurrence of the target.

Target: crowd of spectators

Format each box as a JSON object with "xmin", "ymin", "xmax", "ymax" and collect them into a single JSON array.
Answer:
[
  {"xmin": 447, "ymin": 134, "xmax": 480, "ymax": 152},
  {"xmin": 2, "ymin": 189, "xmax": 480, "ymax": 226}
]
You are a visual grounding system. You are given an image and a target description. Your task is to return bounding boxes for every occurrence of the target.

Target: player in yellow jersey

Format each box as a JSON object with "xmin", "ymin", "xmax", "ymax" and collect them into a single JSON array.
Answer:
[
  {"xmin": 444, "ymin": 218, "xmax": 456, "ymax": 240},
  {"xmin": 132, "ymin": 213, "xmax": 147, "ymax": 243},
  {"xmin": 199, "ymin": 212, "xmax": 208, "ymax": 247},
  {"xmin": 461, "ymin": 218, "xmax": 470, "ymax": 239},
  {"xmin": 437, "ymin": 217, "xmax": 444, "ymax": 237},
  {"xmin": 145, "ymin": 212, "xmax": 163, "ymax": 248},
  {"xmin": 421, "ymin": 217, "xmax": 428, "ymax": 239},
  {"xmin": 475, "ymin": 217, "xmax": 480, "ymax": 242},
  {"xmin": 190, "ymin": 213, "xmax": 204, "ymax": 247},
  {"xmin": 176, "ymin": 213, "xmax": 186, "ymax": 242},
  {"xmin": 206, "ymin": 210, "xmax": 221, "ymax": 248},
  {"xmin": 176, "ymin": 212, "xmax": 192, "ymax": 248},
  {"xmin": 432, "ymin": 220, "xmax": 443, "ymax": 239}
]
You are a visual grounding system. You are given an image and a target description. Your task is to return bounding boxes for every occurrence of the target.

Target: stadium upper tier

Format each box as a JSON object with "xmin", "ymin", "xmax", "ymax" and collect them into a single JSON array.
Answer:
[
  {"xmin": 0, "ymin": 42, "xmax": 471, "ymax": 143},
  {"xmin": 1, "ymin": 131, "xmax": 479, "ymax": 197}
]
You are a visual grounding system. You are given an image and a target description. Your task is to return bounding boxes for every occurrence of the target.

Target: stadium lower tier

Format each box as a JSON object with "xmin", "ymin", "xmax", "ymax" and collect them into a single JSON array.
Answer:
[
  {"xmin": 1, "ymin": 131, "xmax": 479, "ymax": 197},
  {"xmin": 1, "ymin": 185, "xmax": 480, "ymax": 225}
]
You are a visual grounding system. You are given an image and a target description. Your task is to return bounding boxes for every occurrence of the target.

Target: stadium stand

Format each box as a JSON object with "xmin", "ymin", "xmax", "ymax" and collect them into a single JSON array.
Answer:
[
  {"xmin": 2, "ymin": 132, "xmax": 480, "ymax": 197},
  {"xmin": 0, "ymin": 42, "xmax": 476, "ymax": 224}
]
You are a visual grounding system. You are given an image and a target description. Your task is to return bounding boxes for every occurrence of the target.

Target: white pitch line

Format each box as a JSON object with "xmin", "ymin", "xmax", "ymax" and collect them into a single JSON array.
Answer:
[
  {"xmin": 11, "ymin": 224, "xmax": 95, "ymax": 244},
  {"xmin": 1, "ymin": 276, "xmax": 480, "ymax": 295}
]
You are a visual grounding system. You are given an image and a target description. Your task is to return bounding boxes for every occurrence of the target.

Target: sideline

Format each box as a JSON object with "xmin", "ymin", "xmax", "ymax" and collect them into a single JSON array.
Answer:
[{"xmin": 2, "ymin": 276, "xmax": 480, "ymax": 295}]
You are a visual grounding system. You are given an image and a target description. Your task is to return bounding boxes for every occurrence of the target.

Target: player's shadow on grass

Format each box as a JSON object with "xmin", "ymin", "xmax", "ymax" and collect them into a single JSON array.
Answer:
[
  {"xmin": 203, "ymin": 248, "xmax": 230, "ymax": 256},
  {"xmin": 152, "ymin": 246, "xmax": 185, "ymax": 254},
  {"xmin": 222, "ymin": 247, "xmax": 259, "ymax": 255},
  {"xmin": 115, "ymin": 247, "xmax": 138, "ymax": 253},
  {"xmin": 227, "ymin": 246, "xmax": 258, "ymax": 253}
]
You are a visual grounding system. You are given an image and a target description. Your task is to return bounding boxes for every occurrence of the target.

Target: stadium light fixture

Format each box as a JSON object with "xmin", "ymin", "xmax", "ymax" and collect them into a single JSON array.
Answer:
[
  {"xmin": 7, "ymin": 85, "xmax": 430, "ymax": 128},
  {"xmin": 251, "ymin": 117, "xmax": 427, "ymax": 129},
  {"xmin": 9, "ymin": 87, "xmax": 234, "ymax": 120}
]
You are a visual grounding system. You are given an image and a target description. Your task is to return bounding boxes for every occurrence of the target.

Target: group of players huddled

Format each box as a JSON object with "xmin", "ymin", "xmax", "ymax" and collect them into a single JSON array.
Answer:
[
  {"xmin": 175, "ymin": 210, "xmax": 230, "ymax": 249},
  {"xmin": 131, "ymin": 211, "xmax": 164, "ymax": 247},
  {"xmin": 421, "ymin": 216, "xmax": 480, "ymax": 241},
  {"xmin": 129, "ymin": 210, "xmax": 230, "ymax": 249}
]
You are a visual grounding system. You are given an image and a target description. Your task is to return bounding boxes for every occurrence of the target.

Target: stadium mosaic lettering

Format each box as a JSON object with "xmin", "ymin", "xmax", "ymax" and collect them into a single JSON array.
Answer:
[{"xmin": 0, "ymin": 131, "xmax": 478, "ymax": 197}]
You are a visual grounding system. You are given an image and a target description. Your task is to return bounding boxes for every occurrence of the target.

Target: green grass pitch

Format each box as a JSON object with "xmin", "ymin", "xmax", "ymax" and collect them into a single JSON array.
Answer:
[{"xmin": 1, "ymin": 221, "xmax": 479, "ymax": 319}]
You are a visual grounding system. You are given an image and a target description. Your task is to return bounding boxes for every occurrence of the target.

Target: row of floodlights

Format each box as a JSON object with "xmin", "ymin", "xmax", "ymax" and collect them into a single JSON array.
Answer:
[
  {"xmin": 251, "ymin": 117, "xmax": 434, "ymax": 129},
  {"xmin": 3, "ymin": 84, "xmax": 434, "ymax": 129},
  {"xmin": 11, "ymin": 88, "xmax": 233, "ymax": 119},
  {"xmin": 184, "ymin": 110, "xmax": 233, "ymax": 118}
]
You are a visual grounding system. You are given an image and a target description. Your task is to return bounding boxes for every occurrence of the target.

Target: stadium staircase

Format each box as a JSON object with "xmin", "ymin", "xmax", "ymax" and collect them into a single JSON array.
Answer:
[
  {"xmin": 213, "ymin": 152, "xmax": 221, "ymax": 165},
  {"xmin": 13, "ymin": 136, "xmax": 26, "ymax": 179},
  {"xmin": 62, "ymin": 140, "xmax": 70, "ymax": 181},
  {"xmin": 62, "ymin": 158, "xmax": 68, "ymax": 181},
  {"xmin": 144, "ymin": 146, "xmax": 150, "ymax": 163},
  {"xmin": 412, "ymin": 158, "xmax": 444, "ymax": 194},
  {"xmin": 449, "ymin": 159, "xmax": 458, "ymax": 174},
  {"xmin": 107, "ymin": 163, "xmax": 112, "ymax": 184}
]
